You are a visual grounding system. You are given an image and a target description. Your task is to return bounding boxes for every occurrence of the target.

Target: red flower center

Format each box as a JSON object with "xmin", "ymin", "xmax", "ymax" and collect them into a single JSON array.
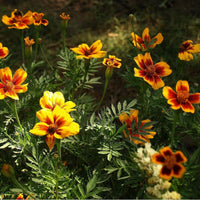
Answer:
[
  {"xmin": 84, "ymin": 49, "xmax": 92, "ymax": 56},
  {"xmin": 177, "ymin": 91, "xmax": 189, "ymax": 103},
  {"xmin": 48, "ymin": 124, "xmax": 58, "ymax": 134},
  {"xmin": 164, "ymin": 155, "xmax": 176, "ymax": 169},
  {"xmin": 179, "ymin": 42, "xmax": 193, "ymax": 52},
  {"xmin": 145, "ymin": 65, "xmax": 155, "ymax": 76},
  {"xmin": 4, "ymin": 81, "xmax": 14, "ymax": 92}
]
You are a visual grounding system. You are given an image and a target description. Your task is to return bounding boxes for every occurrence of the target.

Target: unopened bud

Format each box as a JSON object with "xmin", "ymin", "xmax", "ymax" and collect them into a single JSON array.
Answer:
[{"xmin": 1, "ymin": 164, "xmax": 15, "ymax": 178}]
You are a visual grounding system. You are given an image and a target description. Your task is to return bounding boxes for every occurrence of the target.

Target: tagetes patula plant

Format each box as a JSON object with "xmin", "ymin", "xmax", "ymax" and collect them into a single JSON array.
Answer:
[
  {"xmin": 131, "ymin": 27, "xmax": 163, "ymax": 51},
  {"xmin": 2, "ymin": 9, "xmax": 33, "ymax": 29},
  {"xmin": 60, "ymin": 12, "xmax": 70, "ymax": 21},
  {"xmin": 152, "ymin": 146, "xmax": 187, "ymax": 180},
  {"xmin": 178, "ymin": 40, "xmax": 200, "ymax": 61},
  {"xmin": 40, "ymin": 91, "xmax": 76, "ymax": 113},
  {"xmin": 29, "ymin": 105, "xmax": 79, "ymax": 150},
  {"xmin": 134, "ymin": 52, "xmax": 172, "ymax": 90},
  {"xmin": 70, "ymin": 40, "xmax": 106, "ymax": 59},
  {"xmin": 119, "ymin": 110, "xmax": 156, "ymax": 145},
  {"xmin": 0, "ymin": 67, "xmax": 28, "ymax": 100},
  {"xmin": 32, "ymin": 12, "xmax": 48, "ymax": 26},
  {"xmin": 0, "ymin": 43, "xmax": 9, "ymax": 59},
  {"xmin": 163, "ymin": 80, "xmax": 200, "ymax": 113}
]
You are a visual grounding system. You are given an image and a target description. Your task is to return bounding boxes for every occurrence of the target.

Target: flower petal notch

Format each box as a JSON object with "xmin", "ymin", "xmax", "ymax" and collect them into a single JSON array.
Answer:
[
  {"xmin": 2, "ymin": 9, "xmax": 33, "ymax": 29},
  {"xmin": 119, "ymin": 110, "xmax": 156, "ymax": 145},
  {"xmin": 163, "ymin": 80, "xmax": 200, "ymax": 113},
  {"xmin": 131, "ymin": 27, "xmax": 163, "ymax": 51},
  {"xmin": 70, "ymin": 40, "xmax": 106, "ymax": 59},
  {"xmin": 0, "ymin": 43, "xmax": 9, "ymax": 59},
  {"xmin": 32, "ymin": 12, "xmax": 49, "ymax": 26},
  {"xmin": 0, "ymin": 67, "xmax": 28, "ymax": 100},
  {"xmin": 178, "ymin": 40, "xmax": 200, "ymax": 61},
  {"xmin": 134, "ymin": 52, "xmax": 172, "ymax": 90},
  {"xmin": 29, "ymin": 105, "xmax": 79, "ymax": 150},
  {"xmin": 152, "ymin": 146, "xmax": 187, "ymax": 180}
]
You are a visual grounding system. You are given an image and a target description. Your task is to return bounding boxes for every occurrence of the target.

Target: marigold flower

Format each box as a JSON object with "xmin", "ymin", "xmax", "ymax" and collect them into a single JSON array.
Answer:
[
  {"xmin": 40, "ymin": 91, "xmax": 76, "ymax": 113},
  {"xmin": 16, "ymin": 193, "xmax": 30, "ymax": 200},
  {"xmin": 32, "ymin": 12, "xmax": 48, "ymax": 26},
  {"xmin": 24, "ymin": 37, "xmax": 35, "ymax": 47},
  {"xmin": 134, "ymin": 52, "xmax": 172, "ymax": 90},
  {"xmin": 0, "ymin": 43, "xmax": 9, "ymax": 59},
  {"xmin": 131, "ymin": 27, "xmax": 163, "ymax": 51},
  {"xmin": 102, "ymin": 55, "xmax": 121, "ymax": 69},
  {"xmin": 0, "ymin": 67, "xmax": 28, "ymax": 100},
  {"xmin": 163, "ymin": 80, "xmax": 200, "ymax": 113},
  {"xmin": 152, "ymin": 146, "xmax": 187, "ymax": 180},
  {"xmin": 2, "ymin": 9, "xmax": 33, "ymax": 29},
  {"xmin": 29, "ymin": 105, "xmax": 79, "ymax": 150},
  {"xmin": 60, "ymin": 12, "xmax": 70, "ymax": 21},
  {"xmin": 70, "ymin": 40, "xmax": 106, "ymax": 59},
  {"xmin": 119, "ymin": 110, "xmax": 156, "ymax": 145},
  {"xmin": 178, "ymin": 40, "xmax": 200, "ymax": 61}
]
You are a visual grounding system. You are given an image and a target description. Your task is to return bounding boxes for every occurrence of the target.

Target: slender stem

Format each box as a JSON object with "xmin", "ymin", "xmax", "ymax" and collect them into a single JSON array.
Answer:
[
  {"xmin": 55, "ymin": 164, "xmax": 59, "ymax": 200},
  {"xmin": 39, "ymin": 44, "xmax": 54, "ymax": 70},
  {"xmin": 11, "ymin": 176, "xmax": 35, "ymax": 198},
  {"xmin": 20, "ymin": 30, "xmax": 25, "ymax": 64},
  {"xmin": 34, "ymin": 26, "xmax": 40, "ymax": 61},
  {"xmin": 13, "ymin": 101, "xmax": 23, "ymax": 132},
  {"xmin": 57, "ymin": 139, "xmax": 62, "ymax": 161},
  {"xmin": 95, "ymin": 77, "xmax": 109, "ymax": 112},
  {"xmin": 171, "ymin": 110, "xmax": 179, "ymax": 147}
]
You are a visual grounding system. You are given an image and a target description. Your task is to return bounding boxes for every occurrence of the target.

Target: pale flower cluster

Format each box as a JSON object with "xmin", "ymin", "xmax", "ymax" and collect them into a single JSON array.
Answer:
[{"xmin": 134, "ymin": 143, "xmax": 181, "ymax": 199}]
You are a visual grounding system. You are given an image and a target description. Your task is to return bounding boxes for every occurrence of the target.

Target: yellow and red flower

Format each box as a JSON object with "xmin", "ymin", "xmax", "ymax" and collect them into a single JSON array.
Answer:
[
  {"xmin": 178, "ymin": 40, "xmax": 200, "ymax": 61},
  {"xmin": 0, "ymin": 67, "xmax": 28, "ymax": 100},
  {"xmin": 131, "ymin": 27, "xmax": 163, "ymax": 51},
  {"xmin": 24, "ymin": 36, "xmax": 35, "ymax": 47},
  {"xmin": 163, "ymin": 80, "xmax": 200, "ymax": 113},
  {"xmin": 60, "ymin": 12, "xmax": 70, "ymax": 21},
  {"xmin": 16, "ymin": 193, "xmax": 30, "ymax": 200},
  {"xmin": 70, "ymin": 40, "xmax": 106, "ymax": 59},
  {"xmin": 152, "ymin": 146, "xmax": 187, "ymax": 180},
  {"xmin": 119, "ymin": 110, "xmax": 156, "ymax": 145},
  {"xmin": 103, "ymin": 55, "xmax": 121, "ymax": 69},
  {"xmin": 29, "ymin": 105, "xmax": 79, "ymax": 150},
  {"xmin": 134, "ymin": 52, "xmax": 172, "ymax": 90},
  {"xmin": 40, "ymin": 91, "xmax": 76, "ymax": 113},
  {"xmin": 0, "ymin": 43, "xmax": 9, "ymax": 59},
  {"xmin": 2, "ymin": 9, "xmax": 33, "ymax": 29},
  {"xmin": 32, "ymin": 12, "xmax": 48, "ymax": 26}
]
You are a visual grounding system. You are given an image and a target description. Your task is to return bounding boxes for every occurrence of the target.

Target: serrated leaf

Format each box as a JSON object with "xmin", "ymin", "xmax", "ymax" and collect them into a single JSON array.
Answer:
[
  {"xmin": 122, "ymin": 100, "xmax": 127, "ymax": 110},
  {"xmin": 111, "ymin": 104, "xmax": 116, "ymax": 116},
  {"xmin": 117, "ymin": 102, "xmax": 122, "ymax": 112},
  {"xmin": 127, "ymin": 99, "xmax": 137, "ymax": 108}
]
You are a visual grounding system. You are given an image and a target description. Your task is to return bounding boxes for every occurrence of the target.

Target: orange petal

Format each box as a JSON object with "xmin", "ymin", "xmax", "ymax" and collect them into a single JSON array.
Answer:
[
  {"xmin": 176, "ymin": 80, "xmax": 189, "ymax": 93},
  {"xmin": 160, "ymin": 146, "xmax": 173, "ymax": 157},
  {"xmin": 152, "ymin": 153, "xmax": 165, "ymax": 164},
  {"xmin": 90, "ymin": 40, "xmax": 103, "ymax": 53},
  {"xmin": 40, "ymin": 91, "xmax": 54, "ymax": 109},
  {"xmin": 134, "ymin": 68, "xmax": 146, "ymax": 77},
  {"xmin": 168, "ymin": 99, "xmax": 181, "ymax": 110},
  {"xmin": 172, "ymin": 163, "xmax": 186, "ymax": 178},
  {"xmin": 41, "ymin": 19, "xmax": 49, "ymax": 26},
  {"xmin": 46, "ymin": 134, "xmax": 56, "ymax": 150},
  {"xmin": 131, "ymin": 32, "xmax": 143, "ymax": 49},
  {"xmin": 188, "ymin": 93, "xmax": 200, "ymax": 104},
  {"xmin": 29, "ymin": 122, "xmax": 49, "ymax": 136},
  {"xmin": 180, "ymin": 101, "xmax": 195, "ymax": 113},
  {"xmin": 134, "ymin": 54, "xmax": 146, "ymax": 70},
  {"xmin": 178, "ymin": 51, "xmax": 193, "ymax": 61},
  {"xmin": 150, "ymin": 32, "xmax": 164, "ymax": 48},
  {"xmin": 14, "ymin": 84, "xmax": 28, "ymax": 93},
  {"xmin": 0, "ymin": 87, "xmax": 6, "ymax": 99},
  {"xmin": 160, "ymin": 166, "xmax": 173, "ymax": 180},
  {"xmin": 142, "ymin": 27, "xmax": 151, "ymax": 43},
  {"xmin": 174, "ymin": 151, "xmax": 187, "ymax": 163},
  {"xmin": 0, "ymin": 67, "xmax": 12, "ymax": 83},
  {"xmin": 89, "ymin": 51, "xmax": 106, "ymax": 58},
  {"xmin": 144, "ymin": 52, "xmax": 153, "ymax": 67},
  {"xmin": 36, "ymin": 109, "xmax": 54, "ymax": 124},
  {"xmin": 5, "ymin": 90, "xmax": 19, "ymax": 100},
  {"xmin": 144, "ymin": 75, "xmax": 164, "ymax": 90},
  {"xmin": 58, "ymin": 122, "xmax": 80, "ymax": 138},
  {"xmin": 62, "ymin": 101, "xmax": 76, "ymax": 113},
  {"xmin": 0, "ymin": 46, "xmax": 9, "ymax": 58},
  {"xmin": 2, "ymin": 15, "xmax": 14, "ymax": 25},
  {"xmin": 163, "ymin": 86, "xmax": 177, "ymax": 100},
  {"xmin": 188, "ymin": 44, "xmax": 200, "ymax": 53},
  {"xmin": 155, "ymin": 62, "xmax": 172, "ymax": 77},
  {"xmin": 119, "ymin": 112, "xmax": 129, "ymax": 124},
  {"xmin": 12, "ymin": 68, "xmax": 27, "ymax": 85},
  {"xmin": 129, "ymin": 110, "xmax": 139, "ymax": 123},
  {"xmin": 53, "ymin": 92, "xmax": 65, "ymax": 107}
]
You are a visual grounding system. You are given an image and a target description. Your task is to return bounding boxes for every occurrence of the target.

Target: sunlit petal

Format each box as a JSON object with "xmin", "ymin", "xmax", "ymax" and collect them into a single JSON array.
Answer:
[
  {"xmin": 29, "ymin": 122, "xmax": 49, "ymax": 136},
  {"xmin": 176, "ymin": 80, "xmax": 189, "ymax": 93},
  {"xmin": 163, "ymin": 86, "xmax": 177, "ymax": 99}
]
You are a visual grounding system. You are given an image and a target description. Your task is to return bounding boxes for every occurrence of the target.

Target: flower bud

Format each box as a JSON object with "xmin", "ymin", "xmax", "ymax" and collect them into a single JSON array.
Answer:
[{"xmin": 1, "ymin": 164, "xmax": 15, "ymax": 178}]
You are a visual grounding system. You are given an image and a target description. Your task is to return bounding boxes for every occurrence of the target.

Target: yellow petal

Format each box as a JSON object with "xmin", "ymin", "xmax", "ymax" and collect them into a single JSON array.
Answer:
[{"xmin": 29, "ymin": 122, "xmax": 49, "ymax": 136}]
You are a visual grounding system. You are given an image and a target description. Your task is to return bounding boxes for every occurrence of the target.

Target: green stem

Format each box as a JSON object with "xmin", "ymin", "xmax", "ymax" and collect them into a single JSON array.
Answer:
[
  {"xmin": 171, "ymin": 110, "xmax": 179, "ymax": 147},
  {"xmin": 34, "ymin": 26, "xmax": 40, "ymax": 61},
  {"xmin": 39, "ymin": 44, "xmax": 54, "ymax": 70},
  {"xmin": 20, "ymin": 30, "xmax": 25, "ymax": 64},
  {"xmin": 95, "ymin": 77, "xmax": 109, "ymax": 112},
  {"xmin": 11, "ymin": 176, "xmax": 35, "ymax": 198},
  {"xmin": 57, "ymin": 139, "xmax": 62, "ymax": 161},
  {"xmin": 13, "ymin": 101, "xmax": 23, "ymax": 132}
]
